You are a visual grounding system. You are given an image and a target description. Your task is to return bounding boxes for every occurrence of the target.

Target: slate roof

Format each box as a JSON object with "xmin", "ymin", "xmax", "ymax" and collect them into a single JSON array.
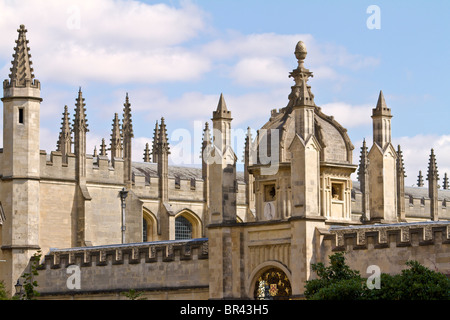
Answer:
[
  {"xmin": 352, "ymin": 180, "xmax": 450, "ymax": 200},
  {"xmin": 132, "ymin": 162, "xmax": 245, "ymax": 184}
]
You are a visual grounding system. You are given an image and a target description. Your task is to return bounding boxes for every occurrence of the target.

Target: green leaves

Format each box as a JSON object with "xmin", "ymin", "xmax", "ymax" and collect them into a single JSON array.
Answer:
[
  {"xmin": 20, "ymin": 250, "xmax": 42, "ymax": 300},
  {"xmin": 305, "ymin": 252, "xmax": 450, "ymax": 300}
]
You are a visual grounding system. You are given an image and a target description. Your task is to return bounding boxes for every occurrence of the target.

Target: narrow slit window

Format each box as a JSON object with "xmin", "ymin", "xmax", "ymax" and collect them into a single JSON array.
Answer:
[{"xmin": 18, "ymin": 108, "xmax": 24, "ymax": 124}]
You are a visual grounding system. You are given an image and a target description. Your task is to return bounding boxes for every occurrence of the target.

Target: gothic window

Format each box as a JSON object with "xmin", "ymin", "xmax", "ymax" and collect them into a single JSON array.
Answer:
[
  {"xmin": 443, "ymin": 199, "xmax": 447, "ymax": 208},
  {"xmin": 254, "ymin": 268, "xmax": 292, "ymax": 300},
  {"xmin": 190, "ymin": 178, "xmax": 196, "ymax": 190},
  {"xmin": 143, "ymin": 218, "xmax": 148, "ymax": 242},
  {"xmin": 175, "ymin": 176, "xmax": 181, "ymax": 189},
  {"xmin": 420, "ymin": 197, "xmax": 425, "ymax": 206},
  {"xmin": 143, "ymin": 212, "xmax": 155, "ymax": 242},
  {"xmin": 175, "ymin": 215, "xmax": 192, "ymax": 240},
  {"xmin": 409, "ymin": 195, "xmax": 414, "ymax": 205}
]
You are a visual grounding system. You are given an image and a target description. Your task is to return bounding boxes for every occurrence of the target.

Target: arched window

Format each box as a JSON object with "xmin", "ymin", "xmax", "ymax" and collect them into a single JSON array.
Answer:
[
  {"xmin": 175, "ymin": 215, "xmax": 192, "ymax": 240},
  {"xmin": 143, "ymin": 209, "xmax": 156, "ymax": 242},
  {"xmin": 143, "ymin": 218, "xmax": 148, "ymax": 242}
]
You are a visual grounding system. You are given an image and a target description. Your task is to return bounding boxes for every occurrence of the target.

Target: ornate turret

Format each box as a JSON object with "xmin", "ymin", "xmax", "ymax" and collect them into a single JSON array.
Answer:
[
  {"xmin": 368, "ymin": 91, "xmax": 397, "ymax": 223},
  {"xmin": 212, "ymin": 93, "xmax": 233, "ymax": 155},
  {"xmin": 1, "ymin": 24, "xmax": 42, "ymax": 294},
  {"xmin": 288, "ymin": 41, "xmax": 315, "ymax": 108},
  {"xmin": 372, "ymin": 90, "xmax": 392, "ymax": 149},
  {"xmin": 288, "ymin": 41, "xmax": 321, "ymax": 218},
  {"xmin": 4, "ymin": 24, "xmax": 40, "ymax": 90},
  {"xmin": 288, "ymin": 41, "xmax": 315, "ymax": 140},
  {"xmin": 427, "ymin": 149, "xmax": 439, "ymax": 221}
]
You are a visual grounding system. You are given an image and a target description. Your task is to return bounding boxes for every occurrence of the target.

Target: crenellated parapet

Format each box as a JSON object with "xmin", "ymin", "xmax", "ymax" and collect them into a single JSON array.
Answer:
[
  {"xmin": 41, "ymin": 238, "xmax": 209, "ymax": 269},
  {"xmin": 34, "ymin": 239, "xmax": 210, "ymax": 298},
  {"xmin": 324, "ymin": 221, "xmax": 450, "ymax": 251},
  {"xmin": 39, "ymin": 150, "xmax": 125, "ymax": 184}
]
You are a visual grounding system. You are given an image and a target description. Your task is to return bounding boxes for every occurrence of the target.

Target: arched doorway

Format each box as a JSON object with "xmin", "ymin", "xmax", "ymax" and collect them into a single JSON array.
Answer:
[{"xmin": 253, "ymin": 267, "xmax": 292, "ymax": 300}]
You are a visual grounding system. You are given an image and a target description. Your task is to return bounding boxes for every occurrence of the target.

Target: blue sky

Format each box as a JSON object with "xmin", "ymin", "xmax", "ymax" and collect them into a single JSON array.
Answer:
[{"xmin": 0, "ymin": 0, "xmax": 449, "ymax": 186}]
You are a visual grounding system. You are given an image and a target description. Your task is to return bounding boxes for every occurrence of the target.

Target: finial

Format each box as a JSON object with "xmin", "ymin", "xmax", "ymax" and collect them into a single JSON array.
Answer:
[{"xmin": 294, "ymin": 41, "xmax": 307, "ymax": 68}]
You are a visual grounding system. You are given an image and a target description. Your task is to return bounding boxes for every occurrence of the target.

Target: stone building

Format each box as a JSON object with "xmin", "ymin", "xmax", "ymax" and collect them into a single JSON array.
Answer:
[{"xmin": 0, "ymin": 25, "xmax": 449, "ymax": 299}]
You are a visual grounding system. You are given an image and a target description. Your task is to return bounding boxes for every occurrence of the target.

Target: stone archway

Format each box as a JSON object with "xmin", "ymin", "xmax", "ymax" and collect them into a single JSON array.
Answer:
[{"xmin": 253, "ymin": 267, "xmax": 292, "ymax": 300}]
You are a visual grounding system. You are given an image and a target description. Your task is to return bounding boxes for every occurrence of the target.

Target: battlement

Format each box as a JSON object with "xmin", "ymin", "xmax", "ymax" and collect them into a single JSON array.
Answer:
[
  {"xmin": 34, "ymin": 239, "xmax": 210, "ymax": 298},
  {"xmin": 40, "ymin": 150, "xmax": 125, "ymax": 184},
  {"xmin": 351, "ymin": 183, "xmax": 450, "ymax": 221},
  {"xmin": 41, "ymin": 238, "xmax": 209, "ymax": 269},
  {"xmin": 324, "ymin": 221, "xmax": 450, "ymax": 251}
]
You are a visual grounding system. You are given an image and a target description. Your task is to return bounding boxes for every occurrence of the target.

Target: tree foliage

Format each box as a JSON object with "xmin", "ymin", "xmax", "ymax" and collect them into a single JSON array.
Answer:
[
  {"xmin": 305, "ymin": 252, "xmax": 450, "ymax": 300},
  {"xmin": 20, "ymin": 250, "xmax": 42, "ymax": 300},
  {"xmin": 0, "ymin": 281, "xmax": 10, "ymax": 300}
]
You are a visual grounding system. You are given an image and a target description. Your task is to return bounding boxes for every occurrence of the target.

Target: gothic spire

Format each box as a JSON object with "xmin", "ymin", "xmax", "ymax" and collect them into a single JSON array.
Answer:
[
  {"xmin": 396, "ymin": 145, "xmax": 406, "ymax": 177},
  {"xmin": 122, "ymin": 93, "xmax": 133, "ymax": 138},
  {"xmin": 6, "ymin": 24, "xmax": 36, "ymax": 88},
  {"xmin": 100, "ymin": 138, "xmax": 107, "ymax": 156},
  {"xmin": 158, "ymin": 117, "xmax": 170, "ymax": 152},
  {"xmin": 56, "ymin": 105, "xmax": 72, "ymax": 157},
  {"xmin": 427, "ymin": 148, "xmax": 439, "ymax": 221},
  {"xmin": 73, "ymin": 88, "xmax": 89, "ymax": 133},
  {"xmin": 152, "ymin": 120, "xmax": 159, "ymax": 163},
  {"xmin": 443, "ymin": 173, "xmax": 449, "ymax": 190},
  {"xmin": 427, "ymin": 148, "xmax": 439, "ymax": 181},
  {"xmin": 372, "ymin": 90, "xmax": 391, "ymax": 117},
  {"xmin": 143, "ymin": 143, "xmax": 151, "ymax": 162},
  {"xmin": 110, "ymin": 113, "xmax": 122, "ymax": 159},
  {"xmin": 212, "ymin": 93, "xmax": 232, "ymax": 120},
  {"xmin": 202, "ymin": 122, "xmax": 211, "ymax": 147},
  {"xmin": 357, "ymin": 138, "xmax": 369, "ymax": 183}
]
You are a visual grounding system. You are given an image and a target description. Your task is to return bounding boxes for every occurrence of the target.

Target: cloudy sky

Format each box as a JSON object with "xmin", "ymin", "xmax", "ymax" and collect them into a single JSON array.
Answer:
[{"xmin": 0, "ymin": 0, "xmax": 449, "ymax": 186}]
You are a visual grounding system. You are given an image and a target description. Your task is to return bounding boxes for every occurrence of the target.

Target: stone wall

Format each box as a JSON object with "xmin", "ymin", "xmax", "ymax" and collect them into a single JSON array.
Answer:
[
  {"xmin": 34, "ymin": 239, "xmax": 209, "ymax": 300},
  {"xmin": 319, "ymin": 221, "xmax": 450, "ymax": 277}
]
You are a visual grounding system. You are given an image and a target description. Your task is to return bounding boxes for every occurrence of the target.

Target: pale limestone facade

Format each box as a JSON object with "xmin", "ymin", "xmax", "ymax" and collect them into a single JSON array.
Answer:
[{"xmin": 0, "ymin": 26, "xmax": 449, "ymax": 299}]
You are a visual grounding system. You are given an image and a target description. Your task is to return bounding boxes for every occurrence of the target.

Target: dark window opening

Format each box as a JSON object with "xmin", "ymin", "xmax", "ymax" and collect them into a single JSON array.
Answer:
[
  {"xmin": 143, "ymin": 218, "xmax": 148, "ymax": 242},
  {"xmin": 18, "ymin": 108, "xmax": 24, "ymax": 124}
]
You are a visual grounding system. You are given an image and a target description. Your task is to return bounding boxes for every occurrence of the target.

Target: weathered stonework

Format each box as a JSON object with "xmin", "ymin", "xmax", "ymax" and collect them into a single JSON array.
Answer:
[{"xmin": 0, "ymin": 28, "xmax": 449, "ymax": 299}]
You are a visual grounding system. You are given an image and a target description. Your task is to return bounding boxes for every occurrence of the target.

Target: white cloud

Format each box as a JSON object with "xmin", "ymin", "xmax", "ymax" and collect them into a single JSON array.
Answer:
[
  {"xmin": 0, "ymin": 0, "xmax": 211, "ymax": 85},
  {"xmin": 229, "ymin": 57, "xmax": 290, "ymax": 86},
  {"xmin": 393, "ymin": 134, "xmax": 450, "ymax": 187},
  {"xmin": 319, "ymin": 102, "xmax": 372, "ymax": 128}
]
